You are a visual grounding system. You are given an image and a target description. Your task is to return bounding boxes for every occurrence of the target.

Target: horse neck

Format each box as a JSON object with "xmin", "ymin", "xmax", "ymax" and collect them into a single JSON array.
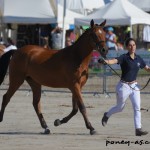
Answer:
[{"xmin": 73, "ymin": 31, "xmax": 93, "ymax": 63}]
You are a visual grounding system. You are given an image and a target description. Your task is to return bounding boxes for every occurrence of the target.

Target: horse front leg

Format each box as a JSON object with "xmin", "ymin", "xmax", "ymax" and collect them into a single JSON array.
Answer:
[
  {"xmin": 74, "ymin": 86, "xmax": 96, "ymax": 135},
  {"xmin": 26, "ymin": 78, "xmax": 50, "ymax": 134},
  {"xmin": 54, "ymin": 94, "xmax": 78, "ymax": 126},
  {"xmin": 76, "ymin": 94, "xmax": 96, "ymax": 135},
  {"xmin": 55, "ymin": 85, "xmax": 96, "ymax": 135}
]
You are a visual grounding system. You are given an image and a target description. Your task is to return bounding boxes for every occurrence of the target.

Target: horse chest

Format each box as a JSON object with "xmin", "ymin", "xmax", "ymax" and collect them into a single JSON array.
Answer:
[{"xmin": 75, "ymin": 65, "xmax": 88, "ymax": 79}]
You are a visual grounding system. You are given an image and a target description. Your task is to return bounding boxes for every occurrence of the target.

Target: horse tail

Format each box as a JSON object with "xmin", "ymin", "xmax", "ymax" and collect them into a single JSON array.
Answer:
[{"xmin": 0, "ymin": 50, "xmax": 15, "ymax": 85}]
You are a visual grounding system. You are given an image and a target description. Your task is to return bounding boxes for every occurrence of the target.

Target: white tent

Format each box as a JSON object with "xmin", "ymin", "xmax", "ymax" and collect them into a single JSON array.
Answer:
[
  {"xmin": 129, "ymin": 0, "xmax": 150, "ymax": 12},
  {"xmin": 57, "ymin": 4, "xmax": 84, "ymax": 28},
  {"xmin": 57, "ymin": 2, "xmax": 85, "ymax": 48},
  {"xmin": 75, "ymin": 0, "xmax": 150, "ymax": 26},
  {"xmin": 56, "ymin": 0, "xmax": 105, "ymax": 15},
  {"xmin": 54, "ymin": 0, "xmax": 105, "ymax": 47},
  {"xmin": 0, "ymin": 0, "xmax": 56, "ymax": 24}
]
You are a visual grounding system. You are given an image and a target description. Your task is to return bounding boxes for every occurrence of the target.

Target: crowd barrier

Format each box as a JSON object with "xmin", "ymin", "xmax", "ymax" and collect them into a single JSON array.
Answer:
[{"xmin": 1, "ymin": 50, "xmax": 150, "ymax": 96}]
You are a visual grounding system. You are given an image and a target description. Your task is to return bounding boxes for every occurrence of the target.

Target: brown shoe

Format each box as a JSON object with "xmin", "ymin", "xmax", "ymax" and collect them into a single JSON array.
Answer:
[
  {"xmin": 136, "ymin": 128, "xmax": 148, "ymax": 136},
  {"xmin": 102, "ymin": 112, "xmax": 109, "ymax": 126}
]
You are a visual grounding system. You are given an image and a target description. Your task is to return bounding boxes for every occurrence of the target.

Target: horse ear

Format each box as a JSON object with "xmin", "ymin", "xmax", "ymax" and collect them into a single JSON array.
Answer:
[
  {"xmin": 90, "ymin": 19, "xmax": 94, "ymax": 28},
  {"xmin": 99, "ymin": 19, "xmax": 106, "ymax": 27}
]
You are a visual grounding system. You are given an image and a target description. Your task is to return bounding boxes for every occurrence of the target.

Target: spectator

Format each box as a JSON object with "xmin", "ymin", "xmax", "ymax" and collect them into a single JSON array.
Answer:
[
  {"xmin": 0, "ymin": 37, "xmax": 4, "ymax": 45},
  {"xmin": 65, "ymin": 30, "xmax": 76, "ymax": 47},
  {"xmin": 106, "ymin": 27, "xmax": 117, "ymax": 50},
  {"xmin": 69, "ymin": 30, "xmax": 76, "ymax": 44},
  {"xmin": 41, "ymin": 37, "xmax": 49, "ymax": 49},
  {"xmin": 4, "ymin": 38, "xmax": 17, "ymax": 53},
  {"xmin": 65, "ymin": 31, "xmax": 72, "ymax": 47},
  {"xmin": 116, "ymin": 42, "xmax": 124, "ymax": 51},
  {"xmin": 51, "ymin": 26, "xmax": 62, "ymax": 49}
]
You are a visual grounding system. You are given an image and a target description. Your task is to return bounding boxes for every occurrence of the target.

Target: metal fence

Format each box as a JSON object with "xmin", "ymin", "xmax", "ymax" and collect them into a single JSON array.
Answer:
[
  {"xmin": 1, "ymin": 50, "xmax": 150, "ymax": 96},
  {"xmin": 1, "ymin": 67, "xmax": 150, "ymax": 96}
]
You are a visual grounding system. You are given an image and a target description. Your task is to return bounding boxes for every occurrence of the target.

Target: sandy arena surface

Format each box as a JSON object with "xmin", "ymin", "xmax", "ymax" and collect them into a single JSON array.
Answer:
[{"xmin": 0, "ymin": 87, "xmax": 150, "ymax": 150}]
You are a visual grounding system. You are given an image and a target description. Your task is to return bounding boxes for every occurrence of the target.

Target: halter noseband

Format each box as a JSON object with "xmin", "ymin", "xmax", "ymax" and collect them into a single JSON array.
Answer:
[
  {"xmin": 92, "ymin": 32, "xmax": 105, "ymax": 47},
  {"xmin": 91, "ymin": 30, "xmax": 107, "ymax": 57}
]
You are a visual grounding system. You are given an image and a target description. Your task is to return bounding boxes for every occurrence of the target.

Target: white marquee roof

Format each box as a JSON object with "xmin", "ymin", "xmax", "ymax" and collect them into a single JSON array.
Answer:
[
  {"xmin": 0, "ymin": 0, "xmax": 56, "ymax": 24},
  {"xmin": 75, "ymin": 0, "xmax": 150, "ymax": 26}
]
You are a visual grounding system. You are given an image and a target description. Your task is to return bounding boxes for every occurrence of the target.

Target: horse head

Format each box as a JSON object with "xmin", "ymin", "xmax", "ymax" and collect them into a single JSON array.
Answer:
[{"xmin": 90, "ymin": 19, "xmax": 108, "ymax": 58}]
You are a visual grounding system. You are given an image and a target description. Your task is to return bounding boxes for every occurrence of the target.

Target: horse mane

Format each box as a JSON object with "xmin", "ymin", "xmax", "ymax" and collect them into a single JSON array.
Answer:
[
  {"xmin": 74, "ymin": 24, "xmax": 101, "ymax": 46},
  {"xmin": 61, "ymin": 28, "xmax": 92, "ymax": 53},
  {"xmin": 73, "ymin": 28, "xmax": 91, "ymax": 46}
]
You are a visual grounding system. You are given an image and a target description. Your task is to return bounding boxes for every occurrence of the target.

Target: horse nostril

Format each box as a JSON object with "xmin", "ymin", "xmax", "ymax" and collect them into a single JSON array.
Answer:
[
  {"xmin": 99, "ymin": 47, "xmax": 108, "ymax": 58},
  {"xmin": 101, "ymin": 48, "xmax": 106, "ymax": 53},
  {"xmin": 102, "ymin": 48, "xmax": 105, "ymax": 52}
]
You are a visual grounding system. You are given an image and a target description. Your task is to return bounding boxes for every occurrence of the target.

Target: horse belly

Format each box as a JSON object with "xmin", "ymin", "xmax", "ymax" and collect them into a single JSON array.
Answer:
[{"xmin": 28, "ymin": 68, "xmax": 69, "ymax": 88}]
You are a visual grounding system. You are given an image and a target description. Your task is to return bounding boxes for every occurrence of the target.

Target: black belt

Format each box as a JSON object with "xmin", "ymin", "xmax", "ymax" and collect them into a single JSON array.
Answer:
[{"xmin": 120, "ymin": 80, "xmax": 137, "ymax": 84}]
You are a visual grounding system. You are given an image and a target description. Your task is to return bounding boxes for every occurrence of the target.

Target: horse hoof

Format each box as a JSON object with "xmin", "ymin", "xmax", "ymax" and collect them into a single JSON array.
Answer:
[
  {"xmin": 44, "ymin": 128, "xmax": 50, "ymax": 134},
  {"xmin": 90, "ymin": 130, "xmax": 97, "ymax": 135},
  {"xmin": 54, "ymin": 119, "xmax": 61, "ymax": 126}
]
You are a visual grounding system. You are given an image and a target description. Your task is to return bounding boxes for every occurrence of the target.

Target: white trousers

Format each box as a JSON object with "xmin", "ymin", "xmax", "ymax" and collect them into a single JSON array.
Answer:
[{"xmin": 107, "ymin": 81, "xmax": 141, "ymax": 129}]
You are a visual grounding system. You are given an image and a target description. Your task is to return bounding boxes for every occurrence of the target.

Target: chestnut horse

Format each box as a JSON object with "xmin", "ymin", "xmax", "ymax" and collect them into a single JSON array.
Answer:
[{"xmin": 0, "ymin": 20, "xmax": 107, "ymax": 135}]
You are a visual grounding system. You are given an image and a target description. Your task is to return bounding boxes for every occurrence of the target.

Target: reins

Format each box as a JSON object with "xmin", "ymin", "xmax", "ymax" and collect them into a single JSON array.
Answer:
[{"xmin": 103, "ymin": 57, "xmax": 150, "ymax": 91}]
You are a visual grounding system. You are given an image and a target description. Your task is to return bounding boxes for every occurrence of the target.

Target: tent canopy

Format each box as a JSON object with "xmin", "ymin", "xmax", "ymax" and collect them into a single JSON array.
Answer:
[
  {"xmin": 0, "ymin": 0, "xmax": 56, "ymax": 24},
  {"xmin": 57, "ymin": 4, "xmax": 84, "ymax": 26},
  {"xmin": 56, "ymin": 0, "xmax": 105, "ymax": 15},
  {"xmin": 74, "ymin": 0, "xmax": 150, "ymax": 26},
  {"xmin": 129, "ymin": 0, "xmax": 150, "ymax": 12}
]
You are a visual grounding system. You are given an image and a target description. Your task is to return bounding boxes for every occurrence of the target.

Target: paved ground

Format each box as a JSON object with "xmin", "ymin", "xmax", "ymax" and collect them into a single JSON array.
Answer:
[{"xmin": 0, "ymin": 89, "xmax": 150, "ymax": 150}]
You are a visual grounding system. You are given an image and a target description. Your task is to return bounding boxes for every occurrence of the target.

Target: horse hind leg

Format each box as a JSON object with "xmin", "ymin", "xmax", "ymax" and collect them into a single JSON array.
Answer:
[
  {"xmin": 0, "ymin": 77, "xmax": 24, "ymax": 122},
  {"xmin": 54, "ymin": 94, "xmax": 79, "ymax": 126},
  {"xmin": 26, "ymin": 77, "xmax": 50, "ymax": 134}
]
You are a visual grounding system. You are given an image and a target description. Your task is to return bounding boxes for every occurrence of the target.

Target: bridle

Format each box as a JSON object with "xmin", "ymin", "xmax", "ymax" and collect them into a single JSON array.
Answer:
[
  {"xmin": 91, "ymin": 28, "xmax": 107, "ymax": 57},
  {"xmin": 103, "ymin": 57, "xmax": 150, "ymax": 91}
]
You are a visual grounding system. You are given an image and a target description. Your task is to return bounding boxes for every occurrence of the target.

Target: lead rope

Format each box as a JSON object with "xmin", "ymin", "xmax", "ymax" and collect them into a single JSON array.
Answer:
[{"xmin": 102, "ymin": 58, "xmax": 150, "ymax": 91}]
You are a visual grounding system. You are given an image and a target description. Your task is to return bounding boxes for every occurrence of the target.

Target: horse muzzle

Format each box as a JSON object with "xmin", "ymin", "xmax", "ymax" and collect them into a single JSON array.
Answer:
[{"xmin": 98, "ymin": 47, "xmax": 108, "ymax": 58}]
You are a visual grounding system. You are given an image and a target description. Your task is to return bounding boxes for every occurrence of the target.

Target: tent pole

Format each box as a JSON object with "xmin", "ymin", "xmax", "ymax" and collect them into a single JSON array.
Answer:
[
  {"xmin": 0, "ymin": 17, "xmax": 7, "ymax": 43},
  {"xmin": 39, "ymin": 27, "xmax": 41, "ymax": 46},
  {"xmin": 62, "ymin": 0, "xmax": 66, "ymax": 48}
]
